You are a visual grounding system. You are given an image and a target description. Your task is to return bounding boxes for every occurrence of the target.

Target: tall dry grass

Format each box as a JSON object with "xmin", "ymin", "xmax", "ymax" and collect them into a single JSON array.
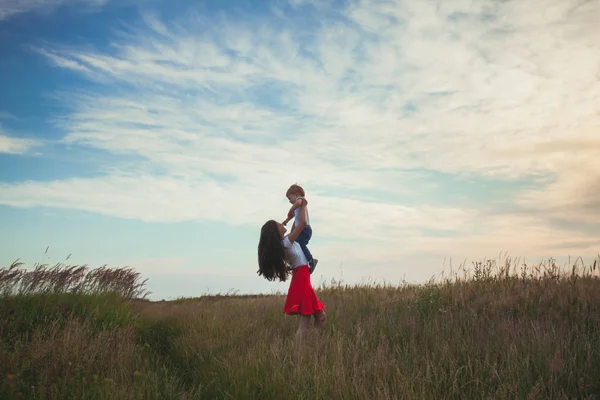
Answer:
[
  {"xmin": 1, "ymin": 255, "xmax": 600, "ymax": 399},
  {"xmin": 0, "ymin": 260, "xmax": 149, "ymax": 299}
]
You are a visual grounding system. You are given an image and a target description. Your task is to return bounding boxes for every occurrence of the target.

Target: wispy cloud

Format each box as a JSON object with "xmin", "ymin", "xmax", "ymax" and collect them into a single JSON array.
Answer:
[
  {"xmin": 0, "ymin": 126, "xmax": 40, "ymax": 154},
  {"xmin": 0, "ymin": 0, "xmax": 108, "ymax": 20},
  {"xmin": 0, "ymin": 111, "xmax": 16, "ymax": 120},
  {"xmin": 0, "ymin": 136, "xmax": 39, "ymax": 154},
  {"xmin": 2, "ymin": 0, "xmax": 600, "ymax": 261}
]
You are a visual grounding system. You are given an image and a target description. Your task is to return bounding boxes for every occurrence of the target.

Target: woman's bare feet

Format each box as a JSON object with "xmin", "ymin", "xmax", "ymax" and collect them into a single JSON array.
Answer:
[{"xmin": 313, "ymin": 311, "xmax": 326, "ymax": 329}]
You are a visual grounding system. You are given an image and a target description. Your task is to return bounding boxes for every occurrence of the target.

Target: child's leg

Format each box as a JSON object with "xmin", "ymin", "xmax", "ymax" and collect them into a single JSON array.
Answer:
[
  {"xmin": 298, "ymin": 226, "xmax": 319, "ymax": 274},
  {"xmin": 296, "ymin": 226, "xmax": 313, "ymax": 263}
]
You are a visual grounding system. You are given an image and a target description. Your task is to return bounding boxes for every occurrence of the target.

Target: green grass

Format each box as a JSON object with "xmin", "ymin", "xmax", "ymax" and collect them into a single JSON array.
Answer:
[{"xmin": 1, "ymin": 256, "xmax": 600, "ymax": 399}]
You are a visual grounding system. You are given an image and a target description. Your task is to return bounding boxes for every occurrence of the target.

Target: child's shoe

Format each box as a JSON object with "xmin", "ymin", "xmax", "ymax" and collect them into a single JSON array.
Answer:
[{"xmin": 309, "ymin": 258, "xmax": 318, "ymax": 274}]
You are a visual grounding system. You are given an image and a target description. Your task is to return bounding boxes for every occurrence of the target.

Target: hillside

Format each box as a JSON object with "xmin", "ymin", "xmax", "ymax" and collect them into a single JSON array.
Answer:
[{"xmin": 1, "ymin": 257, "xmax": 600, "ymax": 399}]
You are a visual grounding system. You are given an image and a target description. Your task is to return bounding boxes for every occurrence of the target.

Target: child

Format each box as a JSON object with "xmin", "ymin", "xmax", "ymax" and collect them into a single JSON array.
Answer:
[
  {"xmin": 282, "ymin": 184, "xmax": 318, "ymax": 274},
  {"xmin": 258, "ymin": 201, "xmax": 326, "ymax": 338}
]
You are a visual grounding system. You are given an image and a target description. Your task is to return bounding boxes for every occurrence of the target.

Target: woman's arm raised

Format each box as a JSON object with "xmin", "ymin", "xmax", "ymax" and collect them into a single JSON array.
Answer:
[{"xmin": 285, "ymin": 201, "xmax": 307, "ymax": 244}]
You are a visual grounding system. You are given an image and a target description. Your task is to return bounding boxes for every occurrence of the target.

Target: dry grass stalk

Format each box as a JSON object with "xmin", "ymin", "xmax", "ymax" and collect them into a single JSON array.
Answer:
[{"xmin": 0, "ymin": 261, "xmax": 149, "ymax": 300}]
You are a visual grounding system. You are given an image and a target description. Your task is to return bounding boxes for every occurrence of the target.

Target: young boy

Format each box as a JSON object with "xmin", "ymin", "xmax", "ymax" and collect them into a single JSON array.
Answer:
[{"xmin": 282, "ymin": 184, "xmax": 318, "ymax": 274}]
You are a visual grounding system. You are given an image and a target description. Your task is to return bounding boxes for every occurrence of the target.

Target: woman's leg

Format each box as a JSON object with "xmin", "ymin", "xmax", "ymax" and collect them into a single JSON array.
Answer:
[
  {"xmin": 296, "ymin": 315, "xmax": 312, "ymax": 338},
  {"xmin": 313, "ymin": 311, "xmax": 326, "ymax": 329}
]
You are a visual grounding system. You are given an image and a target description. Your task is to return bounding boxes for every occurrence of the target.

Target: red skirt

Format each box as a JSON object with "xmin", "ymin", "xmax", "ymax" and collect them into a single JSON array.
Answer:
[{"xmin": 283, "ymin": 265, "xmax": 325, "ymax": 315}]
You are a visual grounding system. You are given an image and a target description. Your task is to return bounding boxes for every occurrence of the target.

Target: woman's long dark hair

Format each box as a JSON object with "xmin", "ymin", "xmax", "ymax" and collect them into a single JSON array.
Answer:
[{"xmin": 258, "ymin": 220, "xmax": 289, "ymax": 282}]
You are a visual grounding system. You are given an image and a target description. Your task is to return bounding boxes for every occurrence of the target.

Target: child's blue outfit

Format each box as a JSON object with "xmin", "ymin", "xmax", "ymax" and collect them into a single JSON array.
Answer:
[{"xmin": 293, "ymin": 196, "xmax": 317, "ymax": 274}]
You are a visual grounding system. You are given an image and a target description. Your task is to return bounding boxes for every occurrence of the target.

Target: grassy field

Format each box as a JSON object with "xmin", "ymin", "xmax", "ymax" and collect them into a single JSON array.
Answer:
[{"xmin": 1, "ymin": 256, "xmax": 600, "ymax": 399}]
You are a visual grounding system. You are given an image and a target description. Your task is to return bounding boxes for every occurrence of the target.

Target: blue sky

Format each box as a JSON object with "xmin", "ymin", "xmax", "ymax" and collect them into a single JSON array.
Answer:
[{"xmin": 1, "ymin": 0, "xmax": 599, "ymax": 300}]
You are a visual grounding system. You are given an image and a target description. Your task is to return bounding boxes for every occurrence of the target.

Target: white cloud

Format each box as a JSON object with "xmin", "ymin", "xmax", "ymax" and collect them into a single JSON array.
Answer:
[
  {"xmin": 0, "ymin": 174, "xmax": 473, "ymax": 241},
  {"xmin": 0, "ymin": 0, "xmax": 108, "ymax": 20},
  {"xmin": 0, "ymin": 131, "xmax": 40, "ymax": 154},
  {"xmin": 2, "ymin": 0, "xmax": 600, "ymax": 263}
]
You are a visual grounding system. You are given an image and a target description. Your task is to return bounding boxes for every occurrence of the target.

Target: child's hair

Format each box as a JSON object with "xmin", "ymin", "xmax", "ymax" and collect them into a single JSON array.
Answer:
[
  {"xmin": 286, "ymin": 183, "xmax": 305, "ymax": 197},
  {"xmin": 257, "ymin": 220, "xmax": 289, "ymax": 282}
]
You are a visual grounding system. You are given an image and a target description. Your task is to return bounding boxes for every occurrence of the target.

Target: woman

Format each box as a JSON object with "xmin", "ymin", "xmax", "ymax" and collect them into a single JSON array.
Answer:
[{"xmin": 258, "ymin": 199, "xmax": 326, "ymax": 337}]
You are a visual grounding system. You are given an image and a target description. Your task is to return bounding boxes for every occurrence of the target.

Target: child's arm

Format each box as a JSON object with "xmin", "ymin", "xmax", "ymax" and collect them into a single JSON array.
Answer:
[
  {"xmin": 286, "ymin": 207, "xmax": 295, "ymax": 220},
  {"xmin": 282, "ymin": 208, "xmax": 294, "ymax": 226},
  {"xmin": 283, "ymin": 197, "xmax": 307, "ymax": 225}
]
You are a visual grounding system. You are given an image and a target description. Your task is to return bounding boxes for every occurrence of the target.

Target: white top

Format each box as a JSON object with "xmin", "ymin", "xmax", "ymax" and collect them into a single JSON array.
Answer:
[
  {"xmin": 293, "ymin": 196, "xmax": 310, "ymax": 226},
  {"xmin": 283, "ymin": 236, "xmax": 308, "ymax": 269}
]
